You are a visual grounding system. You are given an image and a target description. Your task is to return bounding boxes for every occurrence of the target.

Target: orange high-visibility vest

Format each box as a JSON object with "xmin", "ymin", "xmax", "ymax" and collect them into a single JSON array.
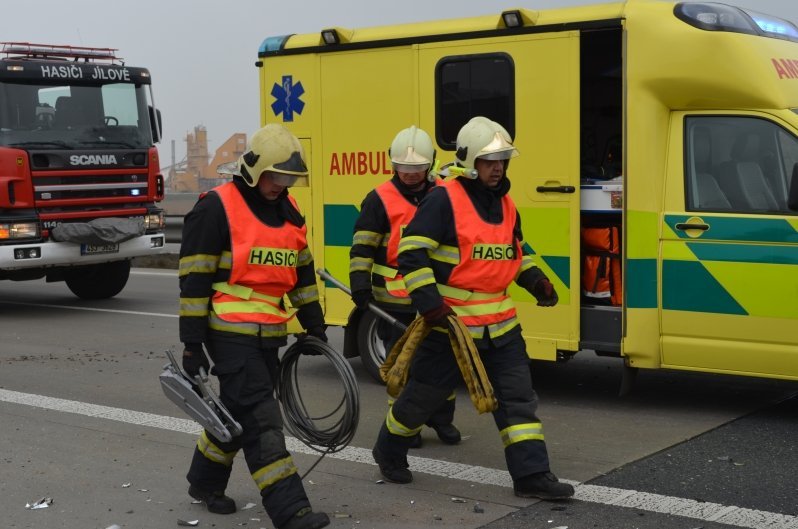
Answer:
[
  {"xmin": 373, "ymin": 180, "xmax": 437, "ymax": 298},
  {"xmin": 211, "ymin": 182, "xmax": 306, "ymax": 325},
  {"xmin": 441, "ymin": 179, "xmax": 521, "ymax": 333}
]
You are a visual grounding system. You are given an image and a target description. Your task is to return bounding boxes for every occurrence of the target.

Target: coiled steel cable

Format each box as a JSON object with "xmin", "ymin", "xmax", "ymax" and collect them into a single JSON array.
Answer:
[{"xmin": 277, "ymin": 335, "xmax": 360, "ymax": 476}]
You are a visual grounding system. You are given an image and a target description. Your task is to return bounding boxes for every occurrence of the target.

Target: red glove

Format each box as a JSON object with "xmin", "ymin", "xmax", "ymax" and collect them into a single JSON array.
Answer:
[
  {"xmin": 422, "ymin": 303, "xmax": 454, "ymax": 327},
  {"xmin": 532, "ymin": 278, "xmax": 558, "ymax": 307}
]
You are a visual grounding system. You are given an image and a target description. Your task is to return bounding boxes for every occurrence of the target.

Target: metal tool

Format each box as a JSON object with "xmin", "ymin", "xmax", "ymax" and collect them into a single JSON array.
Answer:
[
  {"xmin": 316, "ymin": 268, "xmax": 407, "ymax": 331},
  {"xmin": 159, "ymin": 349, "xmax": 243, "ymax": 442}
]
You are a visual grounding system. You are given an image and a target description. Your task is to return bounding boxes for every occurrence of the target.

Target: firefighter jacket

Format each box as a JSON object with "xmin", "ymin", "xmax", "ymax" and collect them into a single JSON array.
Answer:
[
  {"xmin": 349, "ymin": 175, "xmax": 436, "ymax": 313},
  {"xmin": 397, "ymin": 176, "xmax": 547, "ymax": 346},
  {"xmin": 179, "ymin": 179, "xmax": 323, "ymax": 348}
]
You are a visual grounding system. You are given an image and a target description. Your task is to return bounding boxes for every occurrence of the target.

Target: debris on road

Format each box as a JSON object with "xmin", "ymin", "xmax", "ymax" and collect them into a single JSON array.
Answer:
[
  {"xmin": 177, "ymin": 519, "xmax": 199, "ymax": 526},
  {"xmin": 25, "ymin": 497, "xmax": 52, "ymax": 510}
]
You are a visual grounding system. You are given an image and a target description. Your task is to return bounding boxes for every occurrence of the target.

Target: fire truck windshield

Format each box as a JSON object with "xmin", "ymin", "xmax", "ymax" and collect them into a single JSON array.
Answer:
[{"xmin": 0, "ymin": 80, "xmax": 154, "ymax": 149}]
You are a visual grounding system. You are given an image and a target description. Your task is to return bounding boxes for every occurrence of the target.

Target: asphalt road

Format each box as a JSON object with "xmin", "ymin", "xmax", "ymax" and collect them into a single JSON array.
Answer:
[{"xmin": 1, "ymin": 269, "xmax": 797, "ymax": 529}]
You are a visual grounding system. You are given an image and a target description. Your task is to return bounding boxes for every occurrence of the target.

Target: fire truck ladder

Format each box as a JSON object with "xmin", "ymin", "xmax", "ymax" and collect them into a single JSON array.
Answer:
[{"xmin": 1, "ymin": 42, "xmax": 124, "ymax": 65}]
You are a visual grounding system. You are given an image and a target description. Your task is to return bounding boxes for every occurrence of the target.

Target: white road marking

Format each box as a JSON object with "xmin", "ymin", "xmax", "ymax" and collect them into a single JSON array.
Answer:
[
  {"xmin": 131, "ymin": 268, "xmax": 178, "ymax": 277},
  {"xmin": 0, "ymin": 300, "xmax": 177, "ymax": 318},
  {"xmin": 1, "ymin": 387, "xmax": 795, "ymax": 529}
]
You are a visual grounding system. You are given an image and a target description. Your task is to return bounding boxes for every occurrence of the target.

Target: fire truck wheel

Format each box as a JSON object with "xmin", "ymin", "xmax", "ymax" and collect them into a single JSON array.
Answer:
[
  {"xmin": 64, "ymin": 260, "xmax": 131, "ymax": 299},
  {"xmin": 356, "ymin": 310, "xmax": 387, "ymax": 385}
]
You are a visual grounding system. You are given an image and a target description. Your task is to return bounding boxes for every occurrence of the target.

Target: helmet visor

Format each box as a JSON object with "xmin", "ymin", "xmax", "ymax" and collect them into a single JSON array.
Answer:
[
  {"xmin": 392, "ymin": 162, "xmax": 430, "ymax": 174},
  {"xmin": 476, "ymin": 149, "xmax": 517, "ymax": 162},
  {"xmin": 262, "ymin": 171, "xmax": 299, "ymax": 187}
]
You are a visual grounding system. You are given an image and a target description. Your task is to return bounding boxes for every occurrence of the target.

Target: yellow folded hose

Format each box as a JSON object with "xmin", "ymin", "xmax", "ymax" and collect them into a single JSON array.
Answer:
[{"xmin": 380, "ymin": 315, "xmax": 497, "ymax": 414}]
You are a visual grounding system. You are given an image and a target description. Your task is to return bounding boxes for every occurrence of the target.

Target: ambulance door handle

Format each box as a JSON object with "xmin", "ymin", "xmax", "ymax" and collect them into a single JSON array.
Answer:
[
  {"xmin": 536, "ymin": 185, "xmax": 575, "ymax": 193},
  {"xmin": 675, "ymin": 222, "xmax": 709, "ymax": 231}
]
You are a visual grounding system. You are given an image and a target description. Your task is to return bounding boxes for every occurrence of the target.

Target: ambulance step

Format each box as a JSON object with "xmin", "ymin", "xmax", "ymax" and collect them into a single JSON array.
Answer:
[{"xmin": 580, "ymin": 305, "xmax": 621, "ymax": 355}]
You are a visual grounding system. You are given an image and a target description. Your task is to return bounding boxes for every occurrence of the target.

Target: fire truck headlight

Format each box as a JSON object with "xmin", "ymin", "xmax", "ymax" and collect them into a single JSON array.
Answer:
[
  {"xmin": 145, "ymin": 211, "xmax": 165, "ymax": 230},
  {"xmin": 0, "ymin": 222, "xmax": 40, "ymax": 240}
]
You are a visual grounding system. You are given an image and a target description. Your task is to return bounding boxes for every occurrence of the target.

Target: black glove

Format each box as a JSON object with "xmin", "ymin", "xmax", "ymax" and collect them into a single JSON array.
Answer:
[
  {"xmin": 532, "ymin": 278, "xmax": 559, "ymax": 307},
  {"xmin": 307, "ymin": 326, "xmax": 328, "ymax": 343},
  {"xmin": 182, "ymin": 347, "xmax": 210, "ymax": 379},
  {"xmin": 351, "ymin": 289, "xmax": 374, "ymax": 309},
  {"xmin": 422, "ymin": 303, "xmax": 455, "ymax": 327}
]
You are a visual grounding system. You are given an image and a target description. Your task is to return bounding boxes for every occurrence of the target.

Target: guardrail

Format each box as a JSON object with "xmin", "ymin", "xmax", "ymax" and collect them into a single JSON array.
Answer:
[
  {"xmin": 165, "ymin": 216, "xmax": 184, "ymax": 244},
  {"xmin": 161, "ymin": 192, "xmax": 198, "ymax": 244}
]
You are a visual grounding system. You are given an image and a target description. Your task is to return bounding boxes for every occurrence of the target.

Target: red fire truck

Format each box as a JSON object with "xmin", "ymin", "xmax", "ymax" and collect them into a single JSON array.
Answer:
[{"xmin": 0, "ymin": 43, "xmax": 165, "ymax": 299}]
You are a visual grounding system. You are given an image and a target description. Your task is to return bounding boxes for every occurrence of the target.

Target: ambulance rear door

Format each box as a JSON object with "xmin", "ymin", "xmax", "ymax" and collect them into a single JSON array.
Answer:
[{"xmin": 418, "ymin": 30, "xmax": 581, "ymax": 360}]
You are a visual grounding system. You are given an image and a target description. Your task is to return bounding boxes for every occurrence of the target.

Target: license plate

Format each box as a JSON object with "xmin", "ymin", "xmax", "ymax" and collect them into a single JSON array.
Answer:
[{"xmin": 81, "ymin": 243, "xmax": 119, "ymax": 255}]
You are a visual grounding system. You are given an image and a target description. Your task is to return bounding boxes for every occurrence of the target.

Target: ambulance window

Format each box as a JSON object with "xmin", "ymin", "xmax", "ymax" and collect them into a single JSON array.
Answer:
[
  {"xmin": 435, "ymin": 53, "xmax": 514, "ymax": 150},
  {"xmin": 685, "ymin": 116, "xmax": 795, "ymax": 214}
]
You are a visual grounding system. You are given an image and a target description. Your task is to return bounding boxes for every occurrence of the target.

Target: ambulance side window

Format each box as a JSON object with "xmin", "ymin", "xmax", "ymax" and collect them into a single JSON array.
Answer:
[
  {"xmin": 684, "ymin": 116, "xmax": 796, "ymax": 214},
  {"xmin": 435, "ymin": 53, "xmax": 514, "ymax": 150}
]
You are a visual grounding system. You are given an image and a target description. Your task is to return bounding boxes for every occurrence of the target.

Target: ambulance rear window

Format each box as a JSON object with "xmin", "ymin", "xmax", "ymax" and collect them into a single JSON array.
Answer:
[{"xmin": 435, "ymin": 53, "xmax": 515, "ymax": 150}]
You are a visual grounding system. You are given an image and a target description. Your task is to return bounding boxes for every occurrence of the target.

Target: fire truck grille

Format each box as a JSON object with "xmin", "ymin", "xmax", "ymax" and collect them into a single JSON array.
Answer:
[{"xmin": 33, "ymin": 173, "xmax": 149, "ymax": 202}]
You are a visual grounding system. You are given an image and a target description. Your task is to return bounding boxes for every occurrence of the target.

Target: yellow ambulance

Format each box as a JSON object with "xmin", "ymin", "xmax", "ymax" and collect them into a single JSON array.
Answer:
[{"xmin": 256, "ymin": 0, "xmax": 798, "ymax": 386}]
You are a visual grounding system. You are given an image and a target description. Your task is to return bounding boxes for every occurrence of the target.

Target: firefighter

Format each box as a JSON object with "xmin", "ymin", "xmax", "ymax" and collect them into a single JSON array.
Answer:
[
  {"xmin": 179, "ymin": 124, "xmax": 330, "ymax": 529},
  {"xmin": 371, "ymin": 116, "xmax": 575, "ymax": 500},
  {"xmin": 349, "ymin": 125, "xmax": 461, "ymax": 447}
]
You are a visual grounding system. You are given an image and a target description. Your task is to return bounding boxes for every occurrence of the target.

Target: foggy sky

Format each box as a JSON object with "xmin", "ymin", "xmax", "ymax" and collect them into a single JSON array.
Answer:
[{"xmin": 3, "ymin": 0, "xmax": 796, "ymax": 170}]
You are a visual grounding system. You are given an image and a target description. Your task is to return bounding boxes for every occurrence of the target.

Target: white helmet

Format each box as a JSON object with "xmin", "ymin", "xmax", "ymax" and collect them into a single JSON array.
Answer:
[
  {"xmin": 454, "ymin": 117, "xmax": 518, "ymax": 177},
  {"xmin": 238, "ymin": 124, "xmax": 308, "ymax": 187},
  {"xmin": 389, "ymin": 125, "xmax": 436, "ymax": 179}
]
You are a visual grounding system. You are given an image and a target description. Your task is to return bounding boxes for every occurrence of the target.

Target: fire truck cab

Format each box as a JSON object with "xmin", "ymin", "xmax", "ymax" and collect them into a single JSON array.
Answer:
[{"xmin": 0, "ymin": 42, "xmax": 165, "ymax": 299}]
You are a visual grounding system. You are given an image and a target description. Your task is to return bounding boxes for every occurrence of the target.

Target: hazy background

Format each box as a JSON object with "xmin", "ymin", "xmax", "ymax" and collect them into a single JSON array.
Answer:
[{"xmin": 3, "ymin": 0, "xmax": 796, "ymax": 171}]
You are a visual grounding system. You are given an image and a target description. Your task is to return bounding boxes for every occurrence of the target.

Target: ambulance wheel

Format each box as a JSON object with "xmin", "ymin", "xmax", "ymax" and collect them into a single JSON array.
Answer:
[
  {"xmin": 65, "ymin": 260, "xmax": 131, "ymax": 299},
  {"xmin": 357, "ymin": 311, "xmax": 387, "ymax": 385}
]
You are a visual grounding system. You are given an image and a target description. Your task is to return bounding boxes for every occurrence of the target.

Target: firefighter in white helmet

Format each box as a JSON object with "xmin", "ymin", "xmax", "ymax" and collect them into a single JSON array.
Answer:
[
  {"xmin": 349, "ymin": 126, "xmax": 461, "ymax": 447},
  {"xmin": 372, "ymin": 117, "xmax": 573, "ymax": 500},
  {"xmin": 179, "ymin": 123, "xmax": 330, "ymax": 529}
]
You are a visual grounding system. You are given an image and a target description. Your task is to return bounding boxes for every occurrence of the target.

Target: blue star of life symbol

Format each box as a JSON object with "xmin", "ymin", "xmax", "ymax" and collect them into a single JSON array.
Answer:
[{"xmin": 271, "ymin": 75, "xmax": 305, "ymax": 122}]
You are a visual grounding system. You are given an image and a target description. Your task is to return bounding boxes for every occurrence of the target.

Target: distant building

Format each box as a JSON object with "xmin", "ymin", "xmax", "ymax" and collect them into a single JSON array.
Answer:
[{"xmin": 168, "ymin": 126, "xmax": 246, "ymax": 192}]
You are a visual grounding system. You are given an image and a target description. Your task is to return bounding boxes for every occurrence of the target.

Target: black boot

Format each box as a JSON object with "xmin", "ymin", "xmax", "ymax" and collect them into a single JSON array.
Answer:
[
  {"xmin": 513, "ymin": 472, "xmax": 575, "ymax": 500},
  {"xmin": 280, "ymin": 507, "xmax": 330, "ymax": 529},
  {"xmin": 429, "ymin": 423, "xmax": 461, "ymax": 445},
  {"xmin": 188, "ymin": 485, "xmax": 237, "ymax": 514},
  {"xmin": 372, "ymin": 446, "xmax": 412, "ymax": 483}
]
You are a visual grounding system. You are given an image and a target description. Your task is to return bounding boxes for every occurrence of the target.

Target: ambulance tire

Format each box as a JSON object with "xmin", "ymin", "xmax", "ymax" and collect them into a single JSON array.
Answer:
[
  {"xmin": 356, "ymin": 311, "xmax": 387, "ymax": 385},
  {"xmin": 64, "ymin": 260, "xmax": 131, "ymax": 299}
]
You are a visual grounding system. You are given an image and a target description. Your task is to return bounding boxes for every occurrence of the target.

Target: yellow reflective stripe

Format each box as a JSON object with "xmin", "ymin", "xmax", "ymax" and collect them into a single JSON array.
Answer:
[
  {"xmin": 398, "ymin": 235, "xmax": 438, "ymax": 254},
  {"xmin": 403, "ymin": 267, "xmax": 435, "ymax": 293},
  {"xmin": 219, "ymin": 251, "xmax": 232, "ymax": 270},
  {"xmin": 349, "ymin": 256, "xmax": 374, "ymax": 273},
  {"xmin": 466, "ymin": 317, "xmax": 519, "ymax": 340},
  {"xmin": 297, "ymin": 247, "xmax": 313, "ymax": 267},
  {"xmin": 353, "ymin": 230, "xmax": 383, "ymax": 247},
  {"xmin": 385, "ymin": 407, "xmax": 422, "ymax": 437},
  {"xmin": 429, "ymin": 244, "xmax": 460, "ymax": 265},
  {"xmin": 373, "ymin": 287, "xmax": 413, "ymax": 305},
  {"xmin": 287, "ymin": 285, "xmax": 319, "ymax": 307},
  {"xmin": 446, "ymin": 392, "xmax": 456, "ymax": 401},
  {"xmin": 208, "ymin": 313, "xmax": 287, "ymax": 337},
  {"xmin": 518, "ymin": 255, "xmax": 536, "ymax": 274},
  {"xmin": 436, "ymin": 284, "xmax": 504, "ymax": 301},
  {"xmin": 212, "ymin": 282, "xmax": 283, "ymax": 305},
  {"xmin": 371, "ymin": 263, "xmax": 398, "ymax": 279},
  {"xmin": 385, "ymin": 278, "xmax": 406, "ymax": 291},
  {"xmin": 213, "ymin": 300, "xmax": 293, "ymax": 319},
  {"xmin": 179, "ymin": 297, "xmax": 209, "ymax": 317},
  {"xmin": 500, "ymin": 422, "xmax": 544, "ymax": 447},
  {"xmin": 252, "ymin": 456, "xmax": 298, "ymax": 490},
  {"xmin": 451, "ymin": 298, "xmax": 515, "ymax": 317},
  {"xmin": 179, "ymin": 254, "xmax": 219, "ymax": 277},
  {"xmin": 197, "ymin": 431, "xmax": 236, "ymax": 466}
]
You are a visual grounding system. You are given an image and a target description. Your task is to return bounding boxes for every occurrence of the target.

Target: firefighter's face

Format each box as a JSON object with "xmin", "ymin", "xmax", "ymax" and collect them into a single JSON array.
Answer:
[
  {"xmin": 396, "ymin": 168, "xmax": 427, "ymax": 189},
  {"xmin": 475, "ymin": 158, "xmax": 505, "ymax": 188},
  {"xmin": 257, "ymin": 171, "xmax": 287, "ymax": 200}
]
